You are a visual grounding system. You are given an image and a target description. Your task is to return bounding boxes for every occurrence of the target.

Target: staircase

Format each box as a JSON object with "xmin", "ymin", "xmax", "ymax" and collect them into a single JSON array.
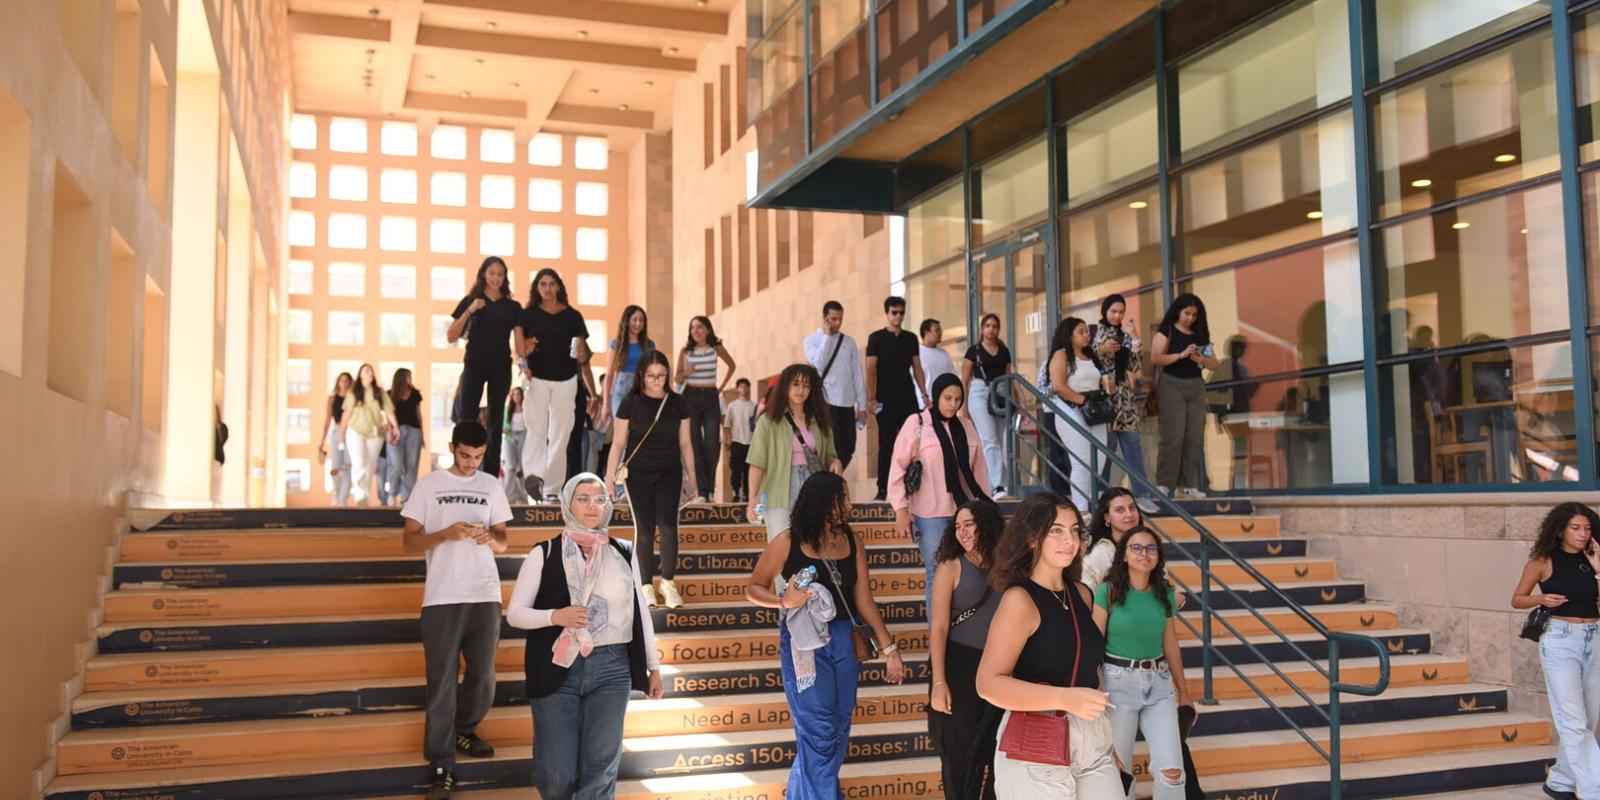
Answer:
[{"xmin": 43, "ymin": 501, "xmax": 1554, "ymax": 799}]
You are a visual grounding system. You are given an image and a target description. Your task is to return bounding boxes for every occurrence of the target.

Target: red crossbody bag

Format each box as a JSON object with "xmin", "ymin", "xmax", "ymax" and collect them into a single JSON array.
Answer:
[{"xmin": 996, "ymin": 583, "xmax": 1084, "ymax": 766}]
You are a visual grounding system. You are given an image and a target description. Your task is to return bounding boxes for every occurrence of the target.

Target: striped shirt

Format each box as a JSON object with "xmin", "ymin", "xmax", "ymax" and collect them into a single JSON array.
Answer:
[{"xmin": 684, "ymin": 346, "xmax": 719, "ymax": 387}]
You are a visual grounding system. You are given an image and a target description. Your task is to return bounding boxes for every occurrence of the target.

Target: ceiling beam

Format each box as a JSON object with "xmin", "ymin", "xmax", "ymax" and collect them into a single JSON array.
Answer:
[
  {"xmin": 382, "ymin": 1, "xmax": 423, "ymax": 113},
  {"xmin": 404, "ymin": 91, "xmax": 527, "ymax": 118},
  {"xmin": 428, "ymin": 0, "xmax": 727, "ymax": 39},
  {"xmin": 413, "ymin": 25, "xmax": 697, "ymax": 73},
  {"xmin": 546, "ymin": 103, "xmax": 654, "ymax": 130},
  {"xmin": 287, "ymin": 12, "xmax": 390, "ymax": 42}
]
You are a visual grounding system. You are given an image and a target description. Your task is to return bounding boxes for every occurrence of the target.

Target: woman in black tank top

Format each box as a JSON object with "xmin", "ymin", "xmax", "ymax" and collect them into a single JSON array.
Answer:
[
  {"xmin": 320, "ymin": 372, "xmax": 354, "ymax": 506},
  {"xmin": 975, "ymin": 493, "xmax": 1122, "ymax": 798},
  {"xmin": 1512, "ymin": 502, "xmax": 1600, "ymax": 800}
]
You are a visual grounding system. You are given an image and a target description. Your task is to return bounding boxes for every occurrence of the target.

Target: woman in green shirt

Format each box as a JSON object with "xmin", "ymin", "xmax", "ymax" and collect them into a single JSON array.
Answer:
[
  {"xmin": 743, "ymin": 364, "xmax": 842, "ymax": 541},
  {"xmin": 1090, "ymin": 526, "xmax": 1193, "ymax": 799}
]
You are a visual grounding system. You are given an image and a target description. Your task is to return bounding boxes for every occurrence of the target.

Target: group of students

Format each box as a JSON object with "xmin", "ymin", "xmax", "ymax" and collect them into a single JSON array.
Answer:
[{"xmin": 317, "ymin": 363, "xmax": 426, "ymax": 507}]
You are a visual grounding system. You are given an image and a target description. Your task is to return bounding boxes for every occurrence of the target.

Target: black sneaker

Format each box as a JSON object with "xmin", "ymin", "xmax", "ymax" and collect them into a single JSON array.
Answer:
[
  {"xmin": 426, "ymin": 764, "xmax": 454, "ymax": 800},
  {"xmin": 1544, "ymin": 785, "xmax": 1578, "ymax": 800},
  {"xmin": 522, "ymin": 475, "xmax": 543, "ymax": 501},
  {"xmin": 456, "ymin": 732, "xmax": 495, "ymax": 758}
]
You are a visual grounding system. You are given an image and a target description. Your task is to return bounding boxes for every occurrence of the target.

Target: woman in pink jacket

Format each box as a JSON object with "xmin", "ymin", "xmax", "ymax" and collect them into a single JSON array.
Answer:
[{"xmin": 890, "ymin": 372, "xmax": 991, "ymax": 618}]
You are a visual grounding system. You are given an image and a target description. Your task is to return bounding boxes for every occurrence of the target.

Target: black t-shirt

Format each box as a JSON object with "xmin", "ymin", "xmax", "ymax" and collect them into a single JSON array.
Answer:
[
  {"xmin": 618, "ymin": 392, "xmax": 688, "ymax": 474},
  {"xmin": 520, "ymin": 305, "xmax": 589, "ymax": 381},
  {"xmin": 1163, "ymin": 327, "xmax": 1207, "ymax": 380},
  {"xmin": 451, "ymin": 295, "xmax": 522, "ymax": 370},
  {"xmin": 392, "ymin": 390, "xmax": 423, "ymax": 428},
  {"xmin": 867, "ymin": 329, "xmax": 920, "ymax": 401},
  {"xmin": 964, "ymin": 342, "xmax": 1013, "ymax": 382}
]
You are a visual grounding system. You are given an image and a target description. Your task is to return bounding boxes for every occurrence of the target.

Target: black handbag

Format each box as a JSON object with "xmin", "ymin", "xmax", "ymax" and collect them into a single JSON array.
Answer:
[
  {"xmin": 1080, "ymin": 390, "xmax": 1117, "ymax": 427},
  {"xmin": 903, "ymin": 413, "xmax": 925, "ymax": 494},
  {"xmin": 1521, "ymin": 606, "xmax": 1551, "ymax": 642}
]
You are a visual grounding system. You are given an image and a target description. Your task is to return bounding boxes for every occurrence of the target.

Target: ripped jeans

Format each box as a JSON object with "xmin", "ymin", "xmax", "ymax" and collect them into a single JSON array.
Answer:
[{"xmin": 1103, "ymin": 662, "xmax": 1185, "ymax": 799}]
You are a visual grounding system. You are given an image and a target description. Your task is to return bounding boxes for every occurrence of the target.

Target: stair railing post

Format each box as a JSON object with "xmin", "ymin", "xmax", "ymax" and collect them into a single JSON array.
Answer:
[
  {"xmin": 1329, "ymin": 637, "xmax": 1342, "ymax": 800},
  {"xmin": 1200, "ymin": 529, "xmax": 1216, "ymax": 705}
]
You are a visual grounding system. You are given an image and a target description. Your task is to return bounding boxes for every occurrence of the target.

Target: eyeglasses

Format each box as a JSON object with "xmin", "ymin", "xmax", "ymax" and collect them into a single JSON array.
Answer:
[
  {"xmin": 644, "ymin": 372, "xmax": 669, "ymax": 381},
  {"xmin": 1127, "ymin": 543, "xmax": 1160, "ymax": 556}
]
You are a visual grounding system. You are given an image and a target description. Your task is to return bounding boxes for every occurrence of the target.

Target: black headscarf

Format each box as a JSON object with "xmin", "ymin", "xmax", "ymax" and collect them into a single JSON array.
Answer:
[{"xmin": 928, "ymin": 373, "xmax": 987, "ymax": 505}]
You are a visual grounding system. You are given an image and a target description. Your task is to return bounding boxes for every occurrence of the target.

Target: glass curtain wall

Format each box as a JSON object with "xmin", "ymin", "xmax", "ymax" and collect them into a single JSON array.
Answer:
[{"xmin": 896, "ymin": 0, "xmax": 1596, "ymax": 492}]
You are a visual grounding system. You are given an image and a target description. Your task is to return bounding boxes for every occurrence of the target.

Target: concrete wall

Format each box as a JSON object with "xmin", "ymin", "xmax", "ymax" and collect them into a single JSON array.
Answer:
[{"xmin": 1257, "ymin": 493, "xmax": 1600, "ymax": 717}]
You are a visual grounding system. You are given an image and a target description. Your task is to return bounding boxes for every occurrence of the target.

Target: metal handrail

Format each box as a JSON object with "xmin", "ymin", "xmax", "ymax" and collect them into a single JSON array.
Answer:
[{"xmin": 991, "ymin": 373, "xmax": 1390, "ymax": 799}]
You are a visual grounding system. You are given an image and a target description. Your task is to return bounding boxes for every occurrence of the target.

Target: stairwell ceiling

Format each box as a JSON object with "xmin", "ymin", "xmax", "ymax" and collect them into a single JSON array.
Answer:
[{"xmin": 287, "ymin": 0, "xmax": 732, "ymax": 142}]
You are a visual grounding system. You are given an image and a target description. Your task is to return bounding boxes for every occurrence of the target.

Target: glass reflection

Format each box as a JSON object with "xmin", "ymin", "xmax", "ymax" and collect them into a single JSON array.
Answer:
[
  {"xmin": 1375, "ymin": 0, "xmax": 1549, "ymax": 81},
  {"xmin": 1201, "ymin": 370, "xmax": 1368, "ymax": 490},
  {"xmin": 1060, "ymin": 185, "xmax": 1162, "ymax": 312},
  {"xmin": 908, "ymin": 180, "xmax": 967, "ymax": 272},
  {"xmin": 1063, "ymin": 82, "xmax": 1157, "ymax": 209},
  {"xmin": 973, "ymin": 137, "xmax": 1049, "ymax": 245}
]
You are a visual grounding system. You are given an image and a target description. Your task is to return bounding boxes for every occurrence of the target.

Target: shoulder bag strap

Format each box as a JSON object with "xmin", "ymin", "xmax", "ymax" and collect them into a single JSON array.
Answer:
[
  {"xmin": 820, "ymin": 333, "xmax": 846, "ymax": 381},
  {"xmin": 620, "ymin": 394, "xmax": 669, "ymax": 472},
  {"xmin": 785, "ymin": 410, "xmax": 821, "ymax": 463},
  {"xmin": 1065, "ymin": 581, "xmax": 1083, "ymax": 689},
  {"xmin": 950, "ymin": 574, "xmax": 995, "ymax": 628},
  {"xmin": 820, "ymin": 552, "xmax": 862, "ymax": 628}
]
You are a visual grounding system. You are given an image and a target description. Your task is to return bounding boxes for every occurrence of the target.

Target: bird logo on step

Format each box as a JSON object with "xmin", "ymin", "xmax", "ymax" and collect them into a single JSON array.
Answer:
[
  {"xmin": 1320, "ymin": 589, "xmax": 1338, "ymax": 602},
  {"xmin": 1386, "ymin": 639, "xmax": 1404, "ymax": 654},
  {"xmin": 1242, "ymin": 522, "xmax": 1255, "ymax": 533},
  {"xmin": 1266, "ymin": 542, "xmax": 1282, "ymax": 555},
  {"xmin": 1501, "ymin": 728, "xmax": 1519, "ymax": 743},
  {"xmin": 1359, "ymin": 615, "xmax": 1375, "ymax": 627},
  {"xmin": 1216, "ymin": 503, "xmax": 1232, "ymax": 513},
  {"xmin": 1422, "ymin": 669, "xmax": 1439, "ymax": 681},
  {"xmin": 1459, "ymin": 696, "xmax": 1479, "ymax": 712},
  {"xmin": 1294, "ymin": 566, "xmax": 1309, "ymax": 578}
]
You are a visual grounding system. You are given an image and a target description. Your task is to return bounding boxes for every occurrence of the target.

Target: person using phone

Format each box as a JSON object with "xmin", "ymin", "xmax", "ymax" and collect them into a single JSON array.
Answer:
[
  {"xmin": 1150, "ymin": 294, "xmax": 1220, "ymax": 501},
  {"xmin": 1511, "ymin": 502, "xmax": 1600, "ymax": 800},
  {"xmin": 400, "ymin": 422, "xmax": 513, "ymax": 800}
]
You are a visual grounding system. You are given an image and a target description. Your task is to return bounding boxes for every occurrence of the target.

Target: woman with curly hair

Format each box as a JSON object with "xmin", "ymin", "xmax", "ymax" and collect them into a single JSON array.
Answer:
[
  {"xmin": 744, "ymin": 472, "xmax": 905, "ymax": 798},
  {"xmin": 1092, "ymin": 526, "xmax": 1193, "ymax": 798},
  {"xmin": 976, "ymin": 492, "xmax": 1119, "ymax": 798},
  {"xmin": 928, "ymin": 499, "xmax": 1005, "ymax": 800},
  {"xmin": 1512, "ymin": 502, "xmax": 1600, "ymax": 800},
  {"xmin": 744, "ymin": 364, "xmax": 843, "ymax": 541}
]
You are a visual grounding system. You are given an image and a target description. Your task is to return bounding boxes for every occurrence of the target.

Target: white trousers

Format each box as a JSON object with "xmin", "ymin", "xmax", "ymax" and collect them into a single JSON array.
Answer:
[
  {"xmin": 968, "ymin": 379, "xmax": 1007, "ymax": 490},
  {"xmin": 1055, "ymin": 404, "xmax": 1108, "ymax": 513},
  {"xmin": 344, "ymin": 429, "xmax": 385, "ymax": 506},
  {"xmin": 521, "ymin": 375, "xmax": 578, "ymax": 498},
  {"xmin": 993, "ymin": 710, "xmax": 1122, "ymax": 799}
]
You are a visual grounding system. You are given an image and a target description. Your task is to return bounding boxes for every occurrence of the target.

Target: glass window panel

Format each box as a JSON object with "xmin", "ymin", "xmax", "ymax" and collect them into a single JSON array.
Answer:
[
  {"xmin": 431, "ymin": 171, "xmax": 467, "ymax": 206},
  {"xmin": 1376, "ymin": 0, "xmax": 1549, "ymax": 80},
  {"xmin": 289, "ymin": 162, "xmax": 316, "ymax": 199},
  {"xmin": 481, "ymin": 222, "xmax": 516, "ymax": 256},
  {"xmin": 1383, "ymin": 339, "xmax": 1575, "ymax": 484},
  {"xmin": 379, "ymin": 217, "xmax": 416, "ymax": 252},
  {"xmin": 973, "ymin": 136, "xmax": 1048, "ymax": 245},
  {"xmin": 529, "ymin": 178, "xmax": 563, "ymax": 212},
  {"xmin": 287, "ymin": 308, "xmax": 312, "ymax": 344},
  {"xmin": 431, "ymin": 267, "xmax": 465, "ymax": 300},
  {"xmin": 576, "ymin": 273, "xmax": 608, "ymax": 307},
  {"xmin": 1061, "ymin": 285, "xmax": 1166, "ymax": 348},
  {"xmin": 328, "ymin": 262, "xmax": 365, "ymax": 296},
  {"xmin": 327, "ymin": 359, "xmax": 362, "ymax": 393},
  {"xmin": 1064, "ymin": 83, "xmax": 1157, "ymax": 208},
  {"xmin": 285, "ymin": 408, "xmax": 311, "ymax": 445},
  {"xmin": 431, "ymin": 124, "xmax": 468, "ymax": 160},
  {"xmin": 380, "ymin": 313, "xmax": 416, "ymax": 347},
  {"xmin": 1060, "ymin": 184, "xmax": 1162, "ymax": 311},
  {"xmin": 289, "ymin": 114, "xmax": 317, "ymax": 150},
  {"xmin": 754, "ymin": 10, "xmax": 804, "ymax": 110},
  {"xmin": 1182, "ymin": 112, "xmax": 1357, "ymax": 272},
  {"xmin": 574, "ymin": 136, "xmax": 608, "ymax": 170},
  {"xmin": 327, "ymin": 213, "xmax": 368, "ymax": 249},
  {"xmin": 574, "ymin": 182, "xmax": 608, "ymax": 216},
  {"xmin": 528, "ymin": 132, "xmax": 563, "ymax": 166},
  {"xmin": 287, "ymin": 260, "xmax": 314, "ymax": 295},
  {"xmin": 1206, "ymin": 370, "xmax": 1371, "ymax": 490},
  {"xmin": 380, "ymin": 264, "xmax": 416, "ymax": 299},
  {"xmin": 813, "ymin": 0, "xmax": 867, "ymax": 56},
  {"xmin": 480, "ymin": 128, "xmax": 516, "ymax": 163},
  {"xmin": 576, "ymin": 228, "xmax": 608, "ymax": 261},
  {"xmin": 529, "ymin": 224, "xmax": 562, "ymax": 259},
  {"xmin": 431, "ymin": 219, "xmax": 466, "ymax": 254},
  {"xmin": 905, "ymin": 260, "xmax": 967, "ymax": 346},
  {"xmin": 1378, "ymin": 181, "xmax": 1568, "ymax": 357},
  {"xmin": 432, "ymin": 315, "xmax": 456, "ymax": 348},
  {"xmin": 327, "ymin": 117, "xmax": 368, "ymax": 153},
  {"xmin": 908, "ymin": 180, "xmax": 966, "ymax": 273},
  {"xmin": 327, "ymin": 165, "xmax": 367, "ymax": 201},
  {"xmin": 1374, "ymin": 31, "xmax": 1559, "ymax": 219},
  {"xmin": 284, "ymin": 458, "xmax": 310, "ymax": 494},
  {"xmin": 328, "ymin": 311, "xmax": 365, "ymax": 345},
  {"xmin": 1583, "ymin": 171, "xmax": 1600, "ymax": 313},
  {"xmin": 380, "ymin": 120, "xmax": 417, "ymax": 156},
  {"xmin": 430, "ymin": 362, "xmax": 465, "ymax": 453},
  {"xmin": 1579, "ymin": 12, "xmax": 1600, "ymax": 163},
  {"xmin": 380, "ymin": 169, "xmax": 417, "ymax": 204},
  {"xmin": 287, "ymin": 358, "xmax": 311, "ymax": 395},
  {"xmin": 1178, "ymin": 0, "xmax": 1352, "ymax": 159},
  {"xmin": 288, "ymin": 210, "xmax": 316, "ymax": 247},
  {"xmin": 480, "ymin": 175, "xmax": 515, "ymax": 210}
]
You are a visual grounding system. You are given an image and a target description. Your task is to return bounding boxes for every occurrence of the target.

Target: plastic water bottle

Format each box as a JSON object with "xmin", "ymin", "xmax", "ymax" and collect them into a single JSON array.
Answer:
[
  {"xmin": 754, "ymin": 492, "xmax": 767, "ymax": 523},
  {"xmin": 792, "ymin": 565, "xmax": 817, "ymax": 589}
]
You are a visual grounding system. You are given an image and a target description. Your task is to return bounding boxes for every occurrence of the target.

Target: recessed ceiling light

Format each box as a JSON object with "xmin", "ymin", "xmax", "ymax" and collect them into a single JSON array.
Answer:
[
  {"xmin": 696, "ymin": 0, "xmax": 708, "ymax": 6},
  {"xmin": 425, "ymin": 74, "xmax": 436, "ymax": 80},
  {"xmin": 1520, "ymin": 227, "xmax": 1530, "ymax": 234},
  {"xmin": 1306, "ymin": 210, "xmax": 1324, "ymax": 220},
  {"xmin": 644, "ymin": 80, "xmax": 655, "ymax": 87},
  {"xmin": 485, "ymin": 20, "xmax": 497, "ymax": 30},
  {"xmin": 511, "ymin": 81, "xmax": 522, "ymax": 89},
  {"xmin": 577, "ymin": 30, "xmax": 588, "ymax": 39},
  {"xmin": 1494, "ymin": 153, "xmax": 1517, "ymax": 163},
  {"xmin": 1128, "ymin": 200, "xmax": 1148, "ymax": 210},
  {"xmin": 618, "ymin": 104, "xmax": 630, "ymax": 111},
  {"xmin": 473, "ymin": 58, "xmax": 484, "ymax": 66},
  {"xmin": 666, "ymin": 47, "xmax": 679, "ymax": 55},
  {"xmin": 1410, "ymin": 178, "xmax": 1432, "ymax": 188},
  {"xmin": 1451, "ymin": 221, "xmax": 1470, "ymax": 230},
  {"xmin": 588, "ymin": 88, "xmax": 600, "ymax": 95},
  {"xmin": 460, "ymin": 91, "xmax": 471, "ymax": 99}
]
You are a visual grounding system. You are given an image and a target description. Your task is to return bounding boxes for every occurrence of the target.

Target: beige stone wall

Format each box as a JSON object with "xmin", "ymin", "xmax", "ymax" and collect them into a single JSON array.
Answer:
[{"xmin": 1257, "ymin": 493, "xmax": 1600, "ymax": 717}]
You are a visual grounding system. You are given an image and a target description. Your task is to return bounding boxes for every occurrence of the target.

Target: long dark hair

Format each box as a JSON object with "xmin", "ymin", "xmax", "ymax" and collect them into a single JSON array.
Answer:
[
  {"xmin": 351, "ymin": 363, "xmax": 382, "ymax": 405},
  {"xmin": 684, "ymin": 315, "xmax": 721, "ymax": 351},
  {"xmin": 613, "ymin": 305, "xmax": 652, "ymax": 352},
  {"xmin": 1049, "ymin": 316, "xmax": 1090, "ymax": 373},
  {"xmin": 1531, "ymin": 502, "xmax": 1600, "ymax": 560},
  {"xmin": 508, "ymin": 386, "xmax": 524, "ymax": 413},
  {"xmin": 763, "ymin": 363, "xmax": 833, "ymax": 436},
  {"xmin": 989, "ymin": 492, "xmax": 1084, "ymax": 589},
  {"xmin": 1087, "ymin": 487, "xmax": 1138, "ymax": 551},
  {"xmin": 389, "ymin": 367, "xmax": 414, "ymax": 404},
  {"xmin": 468, "ymin": 256, "xmax": 509, "ymax": 302},
  {"xmin": 1105, "ymin": 525, "xmax": 1174, "ymax": 616},
  {"xmin": 1158, "ymin": 292, "xmax": 1210, "ymax": 345},
  {"xmin": 626, "ymin": 349, "xmax": 673, "ymax": 400},
  {"xmin": 528, "ymin": 267, "xmax": 569, "ymax": 307},
  {"xmin": 934, "ymin": 499, "xmax": 1005, "ymax": 565},
  {"xmin": 789, "ymin": 471, "xmax": 852, "ymax": 554}
]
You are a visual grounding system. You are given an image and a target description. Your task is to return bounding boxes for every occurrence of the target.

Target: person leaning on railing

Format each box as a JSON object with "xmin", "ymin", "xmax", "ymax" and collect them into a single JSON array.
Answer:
[{"xmin": 1511, "ymin": 502, "xmax": 1600, "ymax": 800}]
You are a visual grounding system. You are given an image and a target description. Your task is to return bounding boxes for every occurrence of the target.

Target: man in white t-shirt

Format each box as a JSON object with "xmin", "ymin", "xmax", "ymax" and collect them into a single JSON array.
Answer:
[
  {"xmin": 401, "ymin": 421, "xmax": 513, "ymax": 800},
  {"xmin": 916, "ymin": 318, "xmax": 956, "ymax": 411},
  {"xmin": 723, "ymin": 378, "xmax": 758, "ymax": 503}
]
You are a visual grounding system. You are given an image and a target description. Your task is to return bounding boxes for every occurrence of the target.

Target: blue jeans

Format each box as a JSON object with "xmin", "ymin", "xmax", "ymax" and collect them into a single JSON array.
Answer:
[
  {"xmin": 385, "ymin": 425, "xmax": 423, "ymax": 504},
  {"xmin": 781, "ymin": 617, "xmax": 859, "ymax": 799},
  {"xmin": 1104, "ymin": 662, "xmax": 1185, "ymax": 799},
  {"xmin": 610, "ymin": 372, "xmax": 635, "ymax": 419},
  {"xmin": 1542, "ymin": 619, "xmax": 1600, "ymax": 796},
  {"xmin": 912, "ymin": 515, "xmax": 951, "ymax": 621},
  {"xmin": 530, "ymin": 644, "xmax": 633, "ymax": 800},
  {"xmin": 1100, "ymin": 429, "xmax": 1153, "ymax": 498}
]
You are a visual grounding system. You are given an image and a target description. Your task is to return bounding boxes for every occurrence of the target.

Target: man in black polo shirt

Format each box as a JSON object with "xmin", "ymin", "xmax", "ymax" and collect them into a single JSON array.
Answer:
[{"xmin": 866, "ymin": 295, "xmax": 928, "ymax": 501}]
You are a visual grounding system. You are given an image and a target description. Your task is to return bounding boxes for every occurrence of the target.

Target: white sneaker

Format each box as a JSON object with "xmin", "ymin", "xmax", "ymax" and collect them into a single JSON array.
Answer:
[
  {"xmin": 993, "ymin": 488, "xmax": 1012, "ymax": 500},
  {"xmin": 1136, "ymin": 496, "xmax": 1160, "ymax": 515},
  {"xmin": 658, "ymin": 579, "xmax": 684, "ymax": 609},
  {"xmin": 1179, "ymin": 487, "xmax": 1209, "ymax": 499},
  {"xmin": 641, "ymin": 584, "xmax": 659, "ymax": 607}
]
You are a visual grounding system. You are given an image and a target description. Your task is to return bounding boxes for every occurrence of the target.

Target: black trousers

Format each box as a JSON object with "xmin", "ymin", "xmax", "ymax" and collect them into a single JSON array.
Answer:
[
  {"xmin": 683, "ymin": 386, "xmax": 721, "ymax": 496},
  {"xmin": 930, "ymin": 640, "xmax": 998, "ymax": 800},
  {"xmin": 626, "ymin": 467, "xmax": 682, "ymax": 580},
  {"xmin": 874, "ymin": 396, "xmax": 916, "ymax": 499},
  {"xmin": 456, "ymin": 361, "xmax": 511, "ymax": 479},
  {"xmin": 829, "ymin": 404, "xmax": 858, "ymax": 469},
  {"xmin": 729, "ymin": 442, "xmax": 750, "ymax": 498}
]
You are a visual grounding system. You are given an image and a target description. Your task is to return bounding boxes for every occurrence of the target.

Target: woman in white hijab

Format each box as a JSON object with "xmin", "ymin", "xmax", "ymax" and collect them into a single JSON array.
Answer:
[{"xmin": 506, "ymin": 473, "xmax": 663, "ymax": 799}]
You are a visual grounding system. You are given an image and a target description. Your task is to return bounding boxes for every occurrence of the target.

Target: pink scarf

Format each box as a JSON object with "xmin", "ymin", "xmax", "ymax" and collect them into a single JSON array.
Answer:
[{"xmin": 551, "ymin": 529, "xmax": 611, "ymax": 667}]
